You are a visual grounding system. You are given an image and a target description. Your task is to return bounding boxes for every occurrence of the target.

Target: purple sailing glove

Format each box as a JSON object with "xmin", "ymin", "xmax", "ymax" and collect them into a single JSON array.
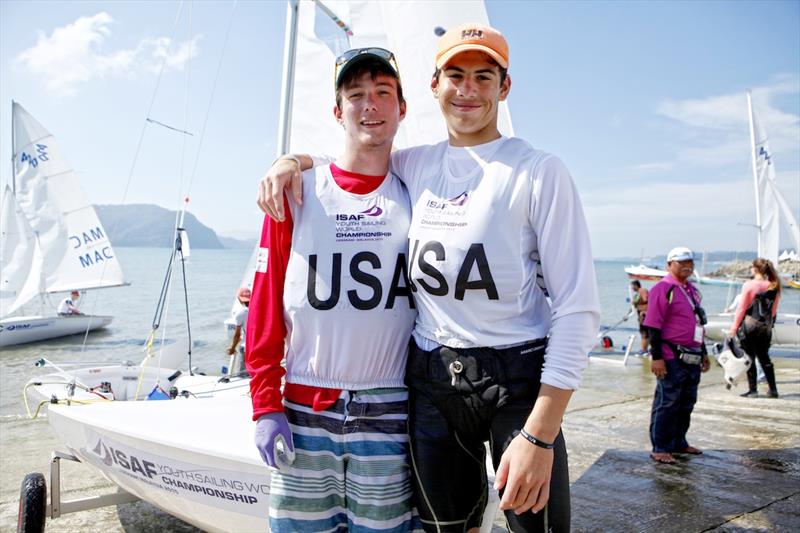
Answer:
[{"xmin": 254, "ymin": 412, "xmax": 295, "ymax": 470}]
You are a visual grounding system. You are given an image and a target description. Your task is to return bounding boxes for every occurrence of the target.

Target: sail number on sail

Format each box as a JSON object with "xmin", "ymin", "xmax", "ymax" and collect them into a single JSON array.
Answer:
[
  {"xmin": 71, "ymin": 226, "xmax": 115, "ymax": 268},
  {"xmin": 19, "ymin": 144, "xmax": 49, "ymax": 167}
]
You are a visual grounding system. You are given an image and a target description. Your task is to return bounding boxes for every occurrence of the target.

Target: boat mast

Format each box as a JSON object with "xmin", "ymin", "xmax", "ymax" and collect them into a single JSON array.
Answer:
[
  {"xmin": 277, "ymin": 0, "xmax": 300, "ymax": 157},
  {"xmin": 11, "ymin": 100, "xmax": 16, "ymax": 194},
  {"xmin": 746, "ymin": 91, "xmax": 762, "ymax": 258}
]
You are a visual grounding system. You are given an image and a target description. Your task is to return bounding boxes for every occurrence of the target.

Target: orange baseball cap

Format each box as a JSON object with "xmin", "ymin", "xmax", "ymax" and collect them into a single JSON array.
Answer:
[{"xmin": 435, "ymin": 23, "xmax": 509, "ymax": 69}]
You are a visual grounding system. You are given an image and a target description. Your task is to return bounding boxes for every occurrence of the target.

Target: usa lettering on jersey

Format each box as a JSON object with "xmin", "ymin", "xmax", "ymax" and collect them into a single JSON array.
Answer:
[
  {"xmin": 408, "ymin": 239, "xmax": 498, "ymax": 301},
  {"xmin": 306, "ymin": 251, "xmax": 415, "ymax": 311}
]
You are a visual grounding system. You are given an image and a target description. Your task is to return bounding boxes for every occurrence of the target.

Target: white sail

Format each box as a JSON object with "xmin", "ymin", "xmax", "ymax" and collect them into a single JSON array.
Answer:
[
  {"xmin": 12, "ymin": 102, "xmax": 126, "ymax": 293},
  {"xmin": 747, "ymin": 93, "xmax": 780, "ymax": 264},
  {"xmin": 290, "ymin": 0, "xmax": 513, "ymax": 155},
  {"xmin": 0, "ymin": 186, "xmax": 44, "ymax": 316},
  {"xmin": 770, "ymin": 178, "xmax": 800, "ymax": 255}
]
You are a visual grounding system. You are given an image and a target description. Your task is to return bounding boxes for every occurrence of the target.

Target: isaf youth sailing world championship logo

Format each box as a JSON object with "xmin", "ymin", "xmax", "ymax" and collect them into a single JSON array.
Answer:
[
  {"xmin": 427, "ymin": 191, "xmax": 469, "ymax": 210},
  {"xmin": 419, "ymin": 191, "xmax": 471, "ymax": 231},
  {"xmin": 335, "ymin": 204, "xmax": 390, "ymax": 242},
  {"xmin": 89, "ymin": 437, "xmax": 267, "ymax": 510}
]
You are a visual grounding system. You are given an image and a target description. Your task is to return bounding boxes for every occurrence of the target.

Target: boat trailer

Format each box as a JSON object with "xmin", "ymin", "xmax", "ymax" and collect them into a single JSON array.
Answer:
[{"xmin": 18, "ymin": 450, "xmax": 139, "ymax": 533}]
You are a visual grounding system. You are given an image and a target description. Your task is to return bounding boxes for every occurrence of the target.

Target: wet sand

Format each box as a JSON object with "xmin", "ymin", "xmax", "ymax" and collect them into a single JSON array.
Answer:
[{"xmin": 1, "ymin": 357, "xmax": 798, "ymax": 532}]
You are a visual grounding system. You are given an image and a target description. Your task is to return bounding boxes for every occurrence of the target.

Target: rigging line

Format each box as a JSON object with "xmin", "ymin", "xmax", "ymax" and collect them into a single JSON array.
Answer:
[
  {"xmin": 157, "ymin": 0, "xmax": 197, "ymax": 377},
  {"xmin": 76, "ymin": 0, "xmax": 187, "ymax": 350},
  {"xmin": 174, "ymin": 0, "xmax": 193, "ymax": 235},
  {"xmin": 183, "ymin": 0, "xmax": 239, "ymax": 202},
  {"xmin": 117, "ymin": 0, "xmax": 186, "ymax": 211},
  {"xmin": 157, "ymin": 245, "xmax": 180, "ymax": 376},
  {"xmin": 178, "ymin": 239, "xmax": 193, "ymax": 374},
  {"xmin": 145, "ymin": 118, "xmax": 194, "ymax": 136},
  {"xmin": 152, "ymin": 248, "xmax": 176, "ymax": 330}
]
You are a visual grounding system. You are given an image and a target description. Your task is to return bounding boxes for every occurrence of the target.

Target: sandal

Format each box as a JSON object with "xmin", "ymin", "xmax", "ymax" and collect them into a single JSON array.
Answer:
[{"xmin": 650, "ymin": 452, "xmax": 676, "ymax": 464}]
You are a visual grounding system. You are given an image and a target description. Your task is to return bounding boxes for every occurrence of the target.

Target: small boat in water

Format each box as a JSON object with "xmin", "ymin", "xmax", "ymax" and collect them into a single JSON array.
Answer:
[
  {"xmin": 704, "ymin": 312, "xmax": 800, "ymax": 346},
  {"xmin": 1, "ymin": 102, "xmax": 126, "ymax": 347},
  {"xmin": 624, "ymin": 264, "xmax": 667, "ymax": 281},
  {"xmin": 694, "ymin": 275, "xmax": 745, "ymax": 287}
]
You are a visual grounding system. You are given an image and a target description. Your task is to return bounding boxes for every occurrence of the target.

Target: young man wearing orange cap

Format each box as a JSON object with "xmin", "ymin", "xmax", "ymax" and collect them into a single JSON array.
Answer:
[
  {"xmin": 246, "ymin": 49, "xmax": 419, "ymax": 532},
  {"xmin": 258, "ymin": 24, "xmax": 599, "ymax": 533}
]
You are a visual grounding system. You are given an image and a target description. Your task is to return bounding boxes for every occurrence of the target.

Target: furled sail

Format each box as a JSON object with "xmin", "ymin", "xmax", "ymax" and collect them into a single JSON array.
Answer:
[
  {"xmin": 289, "ymin": 0, "xmax": 513, "ymax": 155},
  {"xmin": 12, "ymin": 102, "xmax": 126, "ymax": 294}
]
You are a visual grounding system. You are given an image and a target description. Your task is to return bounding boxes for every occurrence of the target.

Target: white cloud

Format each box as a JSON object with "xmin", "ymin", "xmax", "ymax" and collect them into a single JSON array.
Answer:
[
  {"xmin": 583, "ymin": 170, "xmax": 799, "ymax": 257},
  {"xmin": 655, "ymin": 78, "xmax": 800, "ymax": 167},
  {"xmin": 624, "ymin": 161, "xmax": 674, "ymax": 172},
  {"xmin": 16, "ymin": 12, "xmax": 199, "ymax": 95}
]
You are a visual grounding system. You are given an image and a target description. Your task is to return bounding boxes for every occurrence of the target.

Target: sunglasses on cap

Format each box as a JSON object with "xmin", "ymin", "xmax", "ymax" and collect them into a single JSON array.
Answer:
[{"xmin": 334, "ymin": 47, "xmax": 400, "ymax": 89}]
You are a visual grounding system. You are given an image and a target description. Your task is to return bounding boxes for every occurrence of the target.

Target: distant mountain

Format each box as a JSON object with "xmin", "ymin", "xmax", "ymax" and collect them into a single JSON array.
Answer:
[{"xmin": 95, "ymin": 204, "xmax": 224, "ymax": 249}]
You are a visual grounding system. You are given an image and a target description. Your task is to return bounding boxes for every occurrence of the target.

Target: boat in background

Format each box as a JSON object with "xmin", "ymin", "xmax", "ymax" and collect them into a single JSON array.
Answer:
[
  {"xmin": 695, "ymin": 274, "xmax": 745, "ymax": 287},
  {"xmin": 739, "ymin": 93, "xmax": 799, "ymax": 285},
  {"xmin": 705, "ymin": 312, "xmax": 800, "ymax": 346},
  {"xmin": 1, "ymin": 102, "xmax": 126, "ymax": 347},
  {"xmin": 624, "ymin": 264, "xmax": 667, "ymax": 281}
]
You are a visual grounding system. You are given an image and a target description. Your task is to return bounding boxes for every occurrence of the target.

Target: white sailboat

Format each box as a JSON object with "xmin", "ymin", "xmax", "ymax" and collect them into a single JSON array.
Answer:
[
  {"xmin": 623, "ymin": 264, "xmax": 667, "ymax": 281},
  {"xmin": 23, "ymin": 2, "xmax": 507, "ymax": 532},
  {"xmin": 705, "ymin": 92, "xmax": 800, "ymax": 345},
  {"xmin": 1, "ymin": 102, "xmax": 126, "ymax": 346}
]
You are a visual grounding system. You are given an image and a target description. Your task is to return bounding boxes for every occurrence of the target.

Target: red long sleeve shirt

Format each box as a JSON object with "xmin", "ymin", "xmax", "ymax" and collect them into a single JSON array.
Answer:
[{"xmin": 245, "ymin": 164, "xmax": 388, "ymax": 420}]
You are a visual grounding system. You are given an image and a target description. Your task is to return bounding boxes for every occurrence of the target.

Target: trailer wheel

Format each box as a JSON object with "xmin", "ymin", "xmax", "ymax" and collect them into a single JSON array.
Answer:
[{"xmin": 17, "ymin": 472, "xmax": 46, "ymax": 533}]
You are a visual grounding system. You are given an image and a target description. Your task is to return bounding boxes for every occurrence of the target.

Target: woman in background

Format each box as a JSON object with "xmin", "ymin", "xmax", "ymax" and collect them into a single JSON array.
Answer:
[{"xmin": 729, "ymin": 258, "xmax": 781, "ymax": 398}]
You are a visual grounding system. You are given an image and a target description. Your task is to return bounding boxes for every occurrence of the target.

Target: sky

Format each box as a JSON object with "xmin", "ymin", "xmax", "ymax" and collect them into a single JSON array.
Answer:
[{"xmin": 1, "ymin": 0, "xmax": 798, "ymax": 259}]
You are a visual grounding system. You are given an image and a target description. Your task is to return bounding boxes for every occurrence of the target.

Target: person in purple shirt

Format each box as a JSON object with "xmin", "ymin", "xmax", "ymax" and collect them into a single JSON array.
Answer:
[{"xmin": 643, "ymin": 247, "xmax": 710, "ymax": 464}]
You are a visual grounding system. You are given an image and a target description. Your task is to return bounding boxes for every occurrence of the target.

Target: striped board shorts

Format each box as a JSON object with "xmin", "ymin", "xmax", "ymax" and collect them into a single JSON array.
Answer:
[{"xmin": 269, "ymin": 387, "xmax": 421, "ymax": 533}]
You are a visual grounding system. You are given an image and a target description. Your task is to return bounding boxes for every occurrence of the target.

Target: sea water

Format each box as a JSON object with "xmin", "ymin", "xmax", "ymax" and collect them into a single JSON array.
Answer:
[{"xmin": 1, "ymin": 247, "xmax": 798, "ymax": 417}]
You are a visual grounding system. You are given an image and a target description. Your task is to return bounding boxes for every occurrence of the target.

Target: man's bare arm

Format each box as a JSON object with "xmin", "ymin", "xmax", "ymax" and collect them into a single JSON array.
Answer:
[
  {"xmin": 494, "ymin": 384, "xmax": 572, "ymax": 514},
  {"xmin": 257, "ymin": 155, "xmax": 315, "ymax": 221}
]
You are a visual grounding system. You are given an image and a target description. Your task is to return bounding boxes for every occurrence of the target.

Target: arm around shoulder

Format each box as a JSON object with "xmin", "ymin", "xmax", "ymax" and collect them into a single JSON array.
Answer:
[{"xmin": 258, "ymin": 154, "xmax": 332, "ymax": 220}]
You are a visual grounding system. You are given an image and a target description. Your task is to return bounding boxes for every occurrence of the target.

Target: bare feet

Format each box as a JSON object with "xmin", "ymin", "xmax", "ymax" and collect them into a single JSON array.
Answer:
[
  {"xmin": 650, "ymin": 452, "xmax": 676, "ymax": 464},
  {"xmin": 677, "ymin": 446, "xmax": 703, "ymax": 455}
]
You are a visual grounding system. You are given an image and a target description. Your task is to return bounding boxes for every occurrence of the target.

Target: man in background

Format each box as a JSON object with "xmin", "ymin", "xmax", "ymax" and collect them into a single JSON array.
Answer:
[
  {"xmin": 57, "ymin": 290, "xmax": 83, "ymax": 316},
  {"xmin": 631, "ymin": 280, "xmax": 649, "ymax": 353},
  {"xmin": 644, "ymin": 247, "xmax": 710, "ymax": 464}
]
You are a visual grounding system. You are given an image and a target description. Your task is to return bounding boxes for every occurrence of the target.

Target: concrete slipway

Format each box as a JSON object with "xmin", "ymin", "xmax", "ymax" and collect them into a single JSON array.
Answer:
[{"xmin": 1, "ymin": 358, "xmax": 797, "ymax": 532}]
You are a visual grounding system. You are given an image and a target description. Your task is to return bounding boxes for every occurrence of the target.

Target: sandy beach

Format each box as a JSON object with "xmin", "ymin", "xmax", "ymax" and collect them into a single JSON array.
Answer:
[{"xmin": 1, "ymin": 356, "xmax": 797, "ymax": 532}]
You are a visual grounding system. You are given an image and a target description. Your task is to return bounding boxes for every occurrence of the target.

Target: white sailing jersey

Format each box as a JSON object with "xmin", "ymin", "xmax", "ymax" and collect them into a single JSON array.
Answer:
[
  {"xmin": 391, "ymin": 137, "xmax": 600, "ymax": 390},
  {"xmin": 283, "ymin": 165, "xmax": 417, "ymax": 390}
]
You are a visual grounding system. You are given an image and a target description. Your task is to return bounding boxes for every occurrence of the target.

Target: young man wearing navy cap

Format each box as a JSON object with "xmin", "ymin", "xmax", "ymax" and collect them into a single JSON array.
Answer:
[
  {"xmin": 259, "ymin": 24, "xmax": 600, "ymax": 533},
  {"xmin": 246, "ymin": 48, "xmax": 418, "ymax": 532}
]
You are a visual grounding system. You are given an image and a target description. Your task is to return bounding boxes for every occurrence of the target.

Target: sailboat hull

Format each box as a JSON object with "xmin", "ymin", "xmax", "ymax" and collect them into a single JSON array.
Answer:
[
  {"xmin": 0, "ymin": 315, "xmax": 113, "ymax": 347},
  {"xmin": 705, "ymin": 313, "xmax": 800, "ymax": 346},
  {"xmin": 47, "ymin": 397, "xmax": 271, "ymax": 533},
  {"xmin": 624, "ymin": 265, "xmax": 667, "ymax": 281}
]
